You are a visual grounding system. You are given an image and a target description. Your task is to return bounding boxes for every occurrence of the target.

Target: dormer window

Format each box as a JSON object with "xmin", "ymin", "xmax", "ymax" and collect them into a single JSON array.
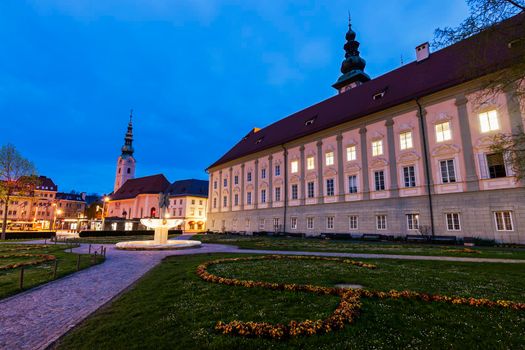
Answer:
[
  {"xmin": 305, "ymin": 117, "xmax": 316, "ymax": 126},
  {"xmin": 373, "ymin": 91, "xmax": 386, "ymax": 100}
]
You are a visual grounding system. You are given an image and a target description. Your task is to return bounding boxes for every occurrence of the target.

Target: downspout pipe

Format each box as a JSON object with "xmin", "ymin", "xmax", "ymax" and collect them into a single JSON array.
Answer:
[
  {"xmin": 415, "ymin": 98, "xmax": 436, "ymax": 236},
  {"xmin": 282, "ymin": 145, "xmax": 288, "ymax": 233}
]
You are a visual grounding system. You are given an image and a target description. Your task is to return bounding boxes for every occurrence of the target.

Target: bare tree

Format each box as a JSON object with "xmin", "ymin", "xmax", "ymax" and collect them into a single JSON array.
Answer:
[
  {"xmin": 434, "ymin": 0, "xmax": 525, "ymax": 179},
  {"xmin": 0, "ymin": 144, "xmax": 38, "ymax": 239}
]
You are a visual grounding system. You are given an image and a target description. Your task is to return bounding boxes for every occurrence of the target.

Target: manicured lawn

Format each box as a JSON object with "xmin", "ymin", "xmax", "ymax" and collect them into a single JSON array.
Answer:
[
  {"xmin": 71, "ymin": 234, "xmax": 180, "ymax": 245},
  {"xmin": 57, "ymin": 253, "xmax": 525, "ymax": 349},
  {"xmin": 193, "ymin": 234, "xmax": 525, "ymax": 259},
  {"xmin": 0, "ymin": 243, "xmax": 104, "ymax": 300}
]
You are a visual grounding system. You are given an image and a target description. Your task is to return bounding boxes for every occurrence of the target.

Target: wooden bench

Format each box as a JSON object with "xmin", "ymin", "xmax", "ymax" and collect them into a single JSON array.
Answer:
[{"xmin": 406, "ymin": 234, "xmax": 430, "ymax": 242}]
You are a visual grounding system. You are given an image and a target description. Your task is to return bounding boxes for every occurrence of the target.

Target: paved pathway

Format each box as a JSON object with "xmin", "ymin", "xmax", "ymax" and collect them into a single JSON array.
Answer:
[{"xmin": 0, "ymin": 239, "xmax": 524, "ymax": 350}]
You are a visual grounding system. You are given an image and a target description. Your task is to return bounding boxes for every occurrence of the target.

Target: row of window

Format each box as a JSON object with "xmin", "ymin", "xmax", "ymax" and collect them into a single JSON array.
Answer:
[
  {"xmin": 214, "ymin": 211, "xmax": 514, "ymax": 232},
  {"xmin": 214, "ymin": 150, "xmax": 513, "ymax": 207},
  {"xmin": 213, "ymin": 110, "xmax": 504, "ymax": 188}
]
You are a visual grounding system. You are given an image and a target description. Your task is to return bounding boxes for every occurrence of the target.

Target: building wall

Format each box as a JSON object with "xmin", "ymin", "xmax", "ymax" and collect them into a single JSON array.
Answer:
[{"xmin": 207, "ymin": 83, "xmax": 525, "ymax": 243}]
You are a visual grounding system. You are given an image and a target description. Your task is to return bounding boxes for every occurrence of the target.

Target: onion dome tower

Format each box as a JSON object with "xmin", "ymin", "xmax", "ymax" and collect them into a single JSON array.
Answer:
[
  {"xmin": 114, "ymin": 110, "xmax": 136, "ymax": 193},
  {"xmin": 332, "ymin": 17, "xmax": 370, "ymax": 93}
]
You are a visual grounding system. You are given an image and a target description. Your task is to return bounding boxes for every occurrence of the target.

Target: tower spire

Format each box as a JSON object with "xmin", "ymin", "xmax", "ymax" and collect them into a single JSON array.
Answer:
[
  {"xmin": 332, "ymin": 16, "xmax": 370, "ymax": 93},
  {"xmin": 121, "ymin": 110, "xmax": 134, "ymax": 157}
]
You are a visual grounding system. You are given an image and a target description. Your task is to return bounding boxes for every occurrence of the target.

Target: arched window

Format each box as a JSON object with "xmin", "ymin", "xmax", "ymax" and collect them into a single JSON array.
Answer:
[
  {"xmin": 118, "ymin": 168, "xmax": 121, "ymax": 174},
  {"xmin": 127, "ymin": 168, "xmax": 131, "ymax": 174}
]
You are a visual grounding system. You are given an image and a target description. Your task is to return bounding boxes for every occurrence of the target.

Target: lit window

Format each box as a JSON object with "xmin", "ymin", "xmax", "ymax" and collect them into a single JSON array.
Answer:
[
  {"xmin": 399, "ymin": 131, "xmax": 413, "ymax": 150},
  {"xmin": 494, "ymin": 211, "xmax": 513, "ymax": 231},
  {"xmin": 125, "ymin": 222, "xmax": 133, "ymax": 231},
  {"xmin": 307, "ymin": 217, "xmax": 314, "ymax": 229},
  {"xmin": 372, "ymin": 140, "xmax": 383, "ymax": 156},
  {"xmin": 406, "ymin": 214, "xmax": 420, "ymax": 230},
  {"xmin": 325, "ymin": 151, "xmax": 334, "ymax": 166},
  {"xmin": 376, "ymin": 215, "xmax": 387, "ymax": 230},
  {"xmin": 403, "ymin": 166, "xmax": 416, "ymax": 187},
  {"xmin": 326, "ymin": 216, "xmax": 334, "ymax": 229},
  {"xmin": 326, "ymin": 179, "xmax": 335, "ymax": 196},
  {"xmin": 291, "ymin": 217, "xmax": 297, "ymax": 229},
  {"xmin": 349, "ymin": 215, "xmax": 358, "ymax": 230},
  {"xmin": 307, "ymin": 156, "xmax": 315, "ymax": 170},
  {"xmin": 479, "ymin": 110, "xmax": 499, "ymax": 133},
  {"xmin": 346, "ymin": 146, "xmax": 356, "ymax": 161},
  {"xmin": 435, "ymin": 122, "xmax": 451, "ymax": 142},
  {"xmin": 440, "ymin": 159, "xmax": 456, "ymax": 183},
  {"xmin": 307, "ymin": 182, "xmax": 315, "ymax": 198},
  {"xmin": 446, "ymin": 213, "xmax": 461, "ymax": 231},
  {"xmin": 291, "ymin": 160, "xmax": 299, "ymax": 173}
]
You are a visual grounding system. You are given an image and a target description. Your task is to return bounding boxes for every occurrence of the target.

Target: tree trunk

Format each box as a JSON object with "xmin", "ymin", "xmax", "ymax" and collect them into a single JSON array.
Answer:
[{"xmin": 1, "ymin": 194, "xmax": 9, "ymax": 240}]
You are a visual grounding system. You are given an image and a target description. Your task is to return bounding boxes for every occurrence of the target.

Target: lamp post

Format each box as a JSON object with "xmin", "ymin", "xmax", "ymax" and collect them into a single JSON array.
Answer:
[{"xmin": 101, "ymin": 196, "xmax": 110, "ymax": 230}]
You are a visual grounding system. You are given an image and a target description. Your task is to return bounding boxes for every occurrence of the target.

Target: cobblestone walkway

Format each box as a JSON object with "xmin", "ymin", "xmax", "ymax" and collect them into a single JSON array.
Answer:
[{"xmin": 0, "ymin": 240, "xmax": 524, "ymax": 350}]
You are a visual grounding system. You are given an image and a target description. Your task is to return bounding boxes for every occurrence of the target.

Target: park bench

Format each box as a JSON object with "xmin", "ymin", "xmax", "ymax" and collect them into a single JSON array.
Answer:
[
  {"xmin": 431, "ymin": 235, "xmax": 457, "ymax": 244},
  {"xmin": 406, "ymin": 234, "xmax": 430, "ymax": 243},
  {"xmin": 362, "ymin": 233, "xmax": 382, "ymax": 241}
]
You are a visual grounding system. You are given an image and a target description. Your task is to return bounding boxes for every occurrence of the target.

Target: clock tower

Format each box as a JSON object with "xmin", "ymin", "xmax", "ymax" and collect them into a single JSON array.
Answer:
[{"xmin": 114, "ymin": 111, "xmax": 136, "ymax": 193}]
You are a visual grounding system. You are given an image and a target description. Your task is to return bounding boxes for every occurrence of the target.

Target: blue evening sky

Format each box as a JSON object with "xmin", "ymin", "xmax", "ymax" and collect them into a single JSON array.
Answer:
[{"xmin": 0, "ymin": 1, "xmax": 469, "ymax": 194}]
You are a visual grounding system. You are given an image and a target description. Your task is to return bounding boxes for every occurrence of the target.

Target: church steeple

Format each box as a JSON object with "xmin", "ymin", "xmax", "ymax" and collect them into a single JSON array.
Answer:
[
  {"xmin": 121, "ymin": 110, "xmax": 134, "ymax": 158},
  {"xmin": 332, "ymin": 16, "xmax": 370, "ymax": 93},
  {"xmin": 114, "ymin": 110, "xmax": 136, "ymax": 193}
]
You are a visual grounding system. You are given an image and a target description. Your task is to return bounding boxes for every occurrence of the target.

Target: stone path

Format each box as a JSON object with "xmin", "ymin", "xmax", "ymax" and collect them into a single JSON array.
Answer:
[{"xmin": 0, "ymin": 239, "xmax": 524, "ymax": 350}]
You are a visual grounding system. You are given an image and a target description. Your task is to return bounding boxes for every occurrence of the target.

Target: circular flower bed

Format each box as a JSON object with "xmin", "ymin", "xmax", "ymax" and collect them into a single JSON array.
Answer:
[
  {"xmin": 196, "ymin": 255, "xmax": 525, "ymax": 339},
  {"xmin": 0, "ymin": 253, "xmax": 56, "ymax": 270}
]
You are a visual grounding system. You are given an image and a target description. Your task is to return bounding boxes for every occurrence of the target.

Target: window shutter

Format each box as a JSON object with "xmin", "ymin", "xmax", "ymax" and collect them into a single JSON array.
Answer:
[
  {"xmin": 478, "ymin": 153, "xmax": 489, "ymax": 179},
  {"xmin": 504, "ymin": 151, "xmax": 516, "ymax": 177}
]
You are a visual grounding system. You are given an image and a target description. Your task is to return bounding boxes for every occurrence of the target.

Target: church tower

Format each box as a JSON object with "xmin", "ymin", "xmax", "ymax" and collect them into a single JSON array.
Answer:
[
  {"xmin": 332, "ymin": 17, "xmax": 370, "ymax": 93},
  {"xmin": 114, "ymin": 111, "xmax": 136, "ymax": 193}
]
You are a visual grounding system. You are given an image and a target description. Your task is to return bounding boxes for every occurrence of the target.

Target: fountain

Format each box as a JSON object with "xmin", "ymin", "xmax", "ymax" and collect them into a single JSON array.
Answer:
[{"xmin": 115, "ymin": 193, "xmax": 202, "ymax": 250}]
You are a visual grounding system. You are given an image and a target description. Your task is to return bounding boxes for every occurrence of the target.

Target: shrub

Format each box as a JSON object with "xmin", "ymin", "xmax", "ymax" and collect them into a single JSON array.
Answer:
[
  {"xmin": 79, "ymin": 230, "xmax": 182, "ymax": 237},
  {"xmin": 3, "ymin": 231, "xmax": 56, "ymax": 240}
]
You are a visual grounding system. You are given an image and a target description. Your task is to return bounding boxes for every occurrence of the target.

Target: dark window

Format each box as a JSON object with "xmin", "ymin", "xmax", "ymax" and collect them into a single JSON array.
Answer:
[
  {"xmin": 487, "ymin": 153, "xmax": 507, "ymax": 178},
  {"xmin": 374, "ymin": 171, "xmax": 385, "ymax": 191},
  {"xmin": 127, "ymin": 168, "xmax": 131, "ymax": 174},
  {"xmin": 403, "ymin": 166, "xmax": 416, "ymax": 187},
  {"xmin": 440, "ymin": 159, "xmax": 456, "ymax": 183}
]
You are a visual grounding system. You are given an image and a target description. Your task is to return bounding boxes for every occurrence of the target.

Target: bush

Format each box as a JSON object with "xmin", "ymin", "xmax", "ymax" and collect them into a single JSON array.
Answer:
[
  {"xmin": 3, "ymin": 231, "xmax": 56, "ymax": 240},
  {"xmin": 79, "ymin": 230, "xmax": 182, "ymax": 237}
]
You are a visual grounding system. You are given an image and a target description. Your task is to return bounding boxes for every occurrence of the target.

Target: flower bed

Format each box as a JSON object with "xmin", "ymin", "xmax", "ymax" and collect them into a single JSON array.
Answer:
[
  {"xmin": 196, "ymin": 255, "xmax": 525, "ymax": 339},
  {"xmin": 0, "ymin": 253, "xmax": 56, "ymax": 270}
]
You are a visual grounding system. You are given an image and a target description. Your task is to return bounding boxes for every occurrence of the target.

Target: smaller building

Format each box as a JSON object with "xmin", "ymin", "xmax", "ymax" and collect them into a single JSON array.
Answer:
[
  {"xmin": 105, "ymin": 175, "xmax": 209, "ymax": 232},
  {"xmin": 55, "ymin": 192, "xmax": 88, "ymax": 231},
  {"xmin": 166, "ymin": 179, "xmax": 208, "ymax": 232}
]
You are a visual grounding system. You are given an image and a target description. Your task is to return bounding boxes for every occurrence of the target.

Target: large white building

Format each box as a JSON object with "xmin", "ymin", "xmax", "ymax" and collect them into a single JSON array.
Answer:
[{"xmin": 206, "ymin": 15, "xmax": 525, "ymax": 243}]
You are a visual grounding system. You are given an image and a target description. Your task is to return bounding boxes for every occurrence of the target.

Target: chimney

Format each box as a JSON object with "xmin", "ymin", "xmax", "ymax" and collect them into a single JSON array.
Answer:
[{"xmin": 415, "ymin": 42, "xmax": 430, "ymax": 62}]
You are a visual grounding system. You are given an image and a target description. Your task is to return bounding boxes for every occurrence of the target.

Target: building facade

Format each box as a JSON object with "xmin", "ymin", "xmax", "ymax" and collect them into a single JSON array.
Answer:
[
  {"xmin": 55, "ymin": 192, "xmax": 88, "ymax": 231},
  {"xmin": 106, "ymin": 176, "xmax": 208, "ymax": 232},
  {"xmin": 207, "ymin": 15, "xmax": 525, "ymax": 243}
]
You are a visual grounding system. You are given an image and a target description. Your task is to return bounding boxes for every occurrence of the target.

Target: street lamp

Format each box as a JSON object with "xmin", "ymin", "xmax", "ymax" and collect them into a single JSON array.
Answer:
[
  {"xmin": 53, "ymin": 209, "xmax": 62, "ymax": 231},
  {"xmin": 101, "ymin": 196, "xmax": 110, "ymax": 230}
]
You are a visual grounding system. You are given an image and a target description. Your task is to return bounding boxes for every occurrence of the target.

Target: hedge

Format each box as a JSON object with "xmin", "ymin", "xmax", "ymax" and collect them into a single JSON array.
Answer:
[
  {"xmin": 79, "ymin": 229, "xmax": 183, "ymax": 237},
  {"xmin": 2, "ymin": 231, "xmax": 56, "ymax": 240}
]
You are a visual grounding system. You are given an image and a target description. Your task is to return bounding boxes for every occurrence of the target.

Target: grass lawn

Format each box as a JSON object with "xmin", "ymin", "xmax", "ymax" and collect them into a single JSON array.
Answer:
[
  {"xmin": 0, "ymin": 243, "xmax": 104, "ymax": 300},
  {"xmin": 56, "ymin": 253, "xmax": 525, "ymax": 349},
  {"xmin": 193, "ymin": 234, "xmax": 525, "ymax": 260},
  {"xmin": 71, "ymin": 234, "xmax": 180, "ymax": 245}
]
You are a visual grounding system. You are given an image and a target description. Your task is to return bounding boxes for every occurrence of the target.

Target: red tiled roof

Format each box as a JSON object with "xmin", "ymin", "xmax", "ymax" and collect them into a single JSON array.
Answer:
[
  {"xmin": 110, "ymin": 174, "xmax": 170, "ymax": 200},
  {"xmin": 208, "ymin": 13, "xmax": 524, "ymax": 170}
]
